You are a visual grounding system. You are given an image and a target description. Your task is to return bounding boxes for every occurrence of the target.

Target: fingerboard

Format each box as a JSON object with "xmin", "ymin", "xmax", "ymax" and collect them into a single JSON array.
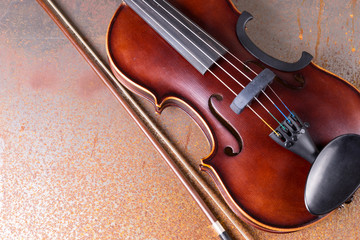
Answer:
[{"xmin": 124, "ymin": 0, "xmax": 227, "ymax": 75}]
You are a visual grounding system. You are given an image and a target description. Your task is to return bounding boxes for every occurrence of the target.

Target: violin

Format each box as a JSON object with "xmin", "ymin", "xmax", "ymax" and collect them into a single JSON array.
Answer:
[{"xmin": 106, "ymin": 0, "xmax": 360, "ymax": 232}]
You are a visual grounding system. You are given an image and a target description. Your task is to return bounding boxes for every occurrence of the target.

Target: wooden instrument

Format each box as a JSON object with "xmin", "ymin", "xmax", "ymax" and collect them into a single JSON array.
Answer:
[{"xmin": 106, "ymin": 0, "xmax": 360, "ymax": 232}]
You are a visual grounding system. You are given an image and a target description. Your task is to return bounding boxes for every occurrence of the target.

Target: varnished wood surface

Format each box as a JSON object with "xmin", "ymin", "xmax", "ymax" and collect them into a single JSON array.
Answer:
[
  {"xmin": 107, "ymin": 0, "xmax": 360, "ymax": 232},
  {"xmin": 0, "ymin": 0, "xmax": 359, "ymax": 239}
]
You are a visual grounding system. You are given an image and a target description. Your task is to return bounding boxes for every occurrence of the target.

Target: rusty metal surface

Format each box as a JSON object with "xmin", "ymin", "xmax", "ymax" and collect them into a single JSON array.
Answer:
[{"xmin": 0, "ymin": 0, "xmax": 359, "ymax": 239}]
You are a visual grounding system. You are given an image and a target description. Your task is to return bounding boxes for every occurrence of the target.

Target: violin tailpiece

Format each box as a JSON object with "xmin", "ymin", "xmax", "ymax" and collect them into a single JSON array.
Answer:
[{"xmin": 269, "ymin": 112, "xmax": 319, "ymax": 164}]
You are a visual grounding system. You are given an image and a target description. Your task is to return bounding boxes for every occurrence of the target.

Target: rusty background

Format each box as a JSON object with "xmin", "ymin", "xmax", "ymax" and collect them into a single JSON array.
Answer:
[{"xmin": 0, "ymin": 0, "xmax": 359, "ymax": 239}]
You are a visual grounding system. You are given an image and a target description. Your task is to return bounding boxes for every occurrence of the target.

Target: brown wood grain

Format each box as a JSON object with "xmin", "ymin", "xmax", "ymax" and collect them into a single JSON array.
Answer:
[{"xmin": 107, "ymin": 0, "xmax": 360, "ymax": 232}]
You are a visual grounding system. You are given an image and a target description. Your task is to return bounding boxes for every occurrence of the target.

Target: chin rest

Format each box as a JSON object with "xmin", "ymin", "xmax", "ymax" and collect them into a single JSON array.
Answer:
[{"xmin": 305, "ymin": 134, "xmax": 360, "ymax": 215}]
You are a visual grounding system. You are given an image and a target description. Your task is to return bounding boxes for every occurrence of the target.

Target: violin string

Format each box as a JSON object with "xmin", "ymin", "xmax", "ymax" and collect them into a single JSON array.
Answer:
[
  {"xmin": 213, "ymin": 46, "xmax": 295, "ymax": 119},
  {"xmin": 140, "ymin": 0, "xmax": 284, "ymax": 129},
  {"xmin": 130, "ymin": 0, "xmax": 279, "ymax": 135},
  {"xmin": 160, "ymin": 0, "xmax": 294, "ymax": 121},
  {"xmin": 227, "ymin": 53, "xmax": 296, "ymax": 120},
  {"xmin": 154, "ymin": 0, "xmax": 285, "ymax": 122},
  {"xmin": 156, "ymin": 0, "xmax": 289, "ymax": 128}
]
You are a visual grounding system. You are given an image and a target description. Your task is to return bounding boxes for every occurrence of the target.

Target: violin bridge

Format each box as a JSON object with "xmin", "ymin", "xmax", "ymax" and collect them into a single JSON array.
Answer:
[{"xmin": 230, "ymin": 68, "xmax": 275, "ymax": 114}]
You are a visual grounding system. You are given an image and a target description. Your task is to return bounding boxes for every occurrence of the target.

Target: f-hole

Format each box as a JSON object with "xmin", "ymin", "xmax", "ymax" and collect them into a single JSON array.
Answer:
[{"xmin": 208, "ymin": 94, "xmax": 243, "ymax": 156}]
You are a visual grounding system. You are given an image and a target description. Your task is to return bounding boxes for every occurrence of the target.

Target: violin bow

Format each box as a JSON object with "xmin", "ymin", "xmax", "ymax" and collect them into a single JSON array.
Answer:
[{"xmin": 36, "ymin": 0, "xmax": 254, "ymax": 239}]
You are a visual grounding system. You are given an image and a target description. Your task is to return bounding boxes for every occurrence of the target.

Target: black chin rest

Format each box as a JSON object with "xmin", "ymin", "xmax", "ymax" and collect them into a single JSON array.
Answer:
[{"xmin": 305, "ymin": 134, "xmax": 360, "ymax": 215}]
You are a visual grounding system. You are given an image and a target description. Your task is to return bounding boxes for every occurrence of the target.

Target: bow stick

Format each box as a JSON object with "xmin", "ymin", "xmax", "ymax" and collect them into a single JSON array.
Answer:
[{"xmin": 36, "ymin": 0, "xmax": 254, "ymax": 239}]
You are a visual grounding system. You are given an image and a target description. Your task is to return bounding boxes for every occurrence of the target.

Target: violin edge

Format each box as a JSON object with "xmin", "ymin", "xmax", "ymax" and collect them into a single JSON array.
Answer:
[
  {"xmin": 107, "ymin": 39, "xmax": 323, "ymax": 234},
  {"xmin": 199, "ymin": 163, "xmax": 329, "ymax": 233},
  {"xmin": 106, "ymin": 0, "xmax": 360, "ymax": 233},
  {"xmin": 310, "ymin": 62, "xmax": 360, "ymax": 95},
  {"xmin": 106, "ymin": 7, "xmax": 324, "ymax": 232}
]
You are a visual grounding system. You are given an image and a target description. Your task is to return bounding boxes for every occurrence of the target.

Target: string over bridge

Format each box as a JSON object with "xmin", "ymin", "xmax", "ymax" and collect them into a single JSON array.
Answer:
[{"xmin": 230, "ymin": 68, "xmax": 275, "ymax": 114}]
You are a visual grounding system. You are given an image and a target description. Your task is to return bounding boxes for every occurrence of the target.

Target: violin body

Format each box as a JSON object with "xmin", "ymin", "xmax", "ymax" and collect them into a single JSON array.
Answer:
[{"xmin": 106, "ymin": 0, "xmax": 360, "ymax": 232}]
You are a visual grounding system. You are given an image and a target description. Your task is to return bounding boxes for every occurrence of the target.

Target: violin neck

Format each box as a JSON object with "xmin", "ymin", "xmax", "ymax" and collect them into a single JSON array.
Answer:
[{"xmin": 124, "ymin": 0, "xmax": 227, "ymax": 75}]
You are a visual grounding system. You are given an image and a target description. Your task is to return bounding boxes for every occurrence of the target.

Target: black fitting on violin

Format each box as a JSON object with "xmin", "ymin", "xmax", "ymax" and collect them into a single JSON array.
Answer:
[
  {"xmin": 230, "ymin": 68, "xmax": 275, "ymax": 114},
  {"xmin": 269, "ymin": 112, "xmax": 319, "ymax": 164},
  {"xmin": 236, "ymin": 11, "xmax": 313, "ymax": 72},
  {"xmin": 305, "ymin": 134, "xmax": 360, "ymax": 215},
  {"xmin": 271, "ymin": 113, "xmax": 360, "ymax": 216}
]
